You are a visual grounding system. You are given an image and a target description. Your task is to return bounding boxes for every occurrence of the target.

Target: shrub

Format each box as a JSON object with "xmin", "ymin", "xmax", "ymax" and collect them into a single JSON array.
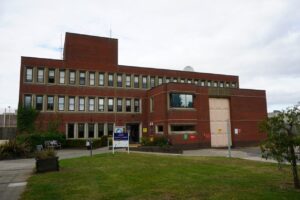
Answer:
[
  {"xmin": 35, "ymin": 148, "xmax": 57, "ymax": 160},
  {"xmin": 0, "ymin": 140, "xmax": 31, "ymax": 160},
  {"xmin": 141, "ymin": 135, "xmax": 169, "ymax": 147},
  {"xmin": 65, "ymin": 136, "xmax": 108, "ymax": 149}
]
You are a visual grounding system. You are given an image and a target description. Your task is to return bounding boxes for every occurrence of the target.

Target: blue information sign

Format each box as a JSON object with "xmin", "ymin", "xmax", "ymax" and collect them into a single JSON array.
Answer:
[{"xmin": 114, "ymin": 132, "xmax": 129, "ymax": 141}]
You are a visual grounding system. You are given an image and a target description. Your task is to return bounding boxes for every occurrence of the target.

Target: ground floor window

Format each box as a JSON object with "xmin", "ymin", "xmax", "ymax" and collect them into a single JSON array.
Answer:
[
  {"xmin": 78, "ymin": 123, "xmax": 85, "ymax": 138},
  {"xmin": 98, "ymin": 123, "xmax": 104, "ymax": 137},
  {"xmin": 156, "ymin": 125, "xmax": 164, "ymax": 133},
  {"xmin": 107, "ymin": 123, "xmax": 114, "ymax": 136},
  {"xmin": 68, "ymin": 124, "xmax": 75, "ymax": 138},
  {"xmin": 88, "ymin": 124, "xmax": 94, "ymax": 138},
  {"xmin": 170, "ymin": 124, "xmax": 195, "ymax": 133}
]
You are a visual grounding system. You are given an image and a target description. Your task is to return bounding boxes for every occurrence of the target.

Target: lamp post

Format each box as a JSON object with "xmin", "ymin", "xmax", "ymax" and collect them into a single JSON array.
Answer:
[{"xmin": 8, "ymin": 106, "xmax": 11, "ymax": 128}]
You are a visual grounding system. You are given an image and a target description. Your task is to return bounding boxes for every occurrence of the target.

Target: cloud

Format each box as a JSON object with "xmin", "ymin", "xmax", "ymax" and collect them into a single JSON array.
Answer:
[{"xmin": 0, "ymin": 0, "xmax": 299, "ymax": 113}]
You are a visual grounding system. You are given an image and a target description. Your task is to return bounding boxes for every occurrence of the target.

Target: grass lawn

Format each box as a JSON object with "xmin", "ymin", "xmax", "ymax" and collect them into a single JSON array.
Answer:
[{"xmin": 22, "ymin": 153, "xmax": 300, "ymax": 200}]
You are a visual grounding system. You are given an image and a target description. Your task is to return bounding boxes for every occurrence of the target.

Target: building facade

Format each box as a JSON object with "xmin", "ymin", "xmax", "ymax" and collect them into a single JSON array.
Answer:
[{"xmin": 19, "ymin": 33, "xmax": 267, "ymax": 147}]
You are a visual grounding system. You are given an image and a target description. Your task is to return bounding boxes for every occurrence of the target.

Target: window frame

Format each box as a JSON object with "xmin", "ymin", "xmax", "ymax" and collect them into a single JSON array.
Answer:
[
  {"xmin": 108, "ymin": 98, "xmax": 114, "ymax": 112},
  {"xmin": 58, "ymin": 96, "xmax": 65, "ymax": 111},
  {"xmin": 169, "ymin": 93, "xmax": 194, "ymax": 109},
  {"xmin": 25, "ymin": 67, "xmax": 33, "ymax": 82},
  {"xmin": 47, "ymin": 96, "xmax": 54, "ymax": 111},
  {"xmin": 68, "ymin": 96, "xmax": 75, "ymax": 111},
  {"xmin": 98, "ymin": 98, "xmax": 104, "ymax": 112},
  {"xmin": 37, "ymin": 68, "xmax": 44, "ymax": 83},
  {"xmin": 59, "ymin": 70, "xmax": 65, "ymax": 84},
  {"xmin": 88, "ymin": 97, "xmax": 95, "ymax": 111},
  {"xmin": 48, "ymin": 69, "xmax": 55, "ymax": 84},
  {"xmin": 35, "ymin": 95, "xmax": 43, "ymax": 111},
  {"xmin": 89, "ymin": 72, "xmax": 95, "ymax": 86},
  {"xmin": 79, "ymin": 97, "xmax": 85, "ymax": 111},
  {"xmin": 69, "ymin": 70, "xmax": 76, "ymax": 85},
  {"xmin": 79, "ymin": 71, "xmax": 86, "ymax": 85}
]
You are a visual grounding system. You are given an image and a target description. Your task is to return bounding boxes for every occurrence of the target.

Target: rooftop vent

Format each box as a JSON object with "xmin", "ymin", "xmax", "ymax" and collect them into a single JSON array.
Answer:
[{"xmin": 183, "ymin": 66, "xmax": 194, "ymax": 72}]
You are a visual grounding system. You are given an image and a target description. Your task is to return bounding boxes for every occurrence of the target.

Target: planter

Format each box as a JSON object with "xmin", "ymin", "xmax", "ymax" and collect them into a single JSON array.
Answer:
[{"xmin": 36, "ymin": 157, "xmax": 59, "ymax": 173}]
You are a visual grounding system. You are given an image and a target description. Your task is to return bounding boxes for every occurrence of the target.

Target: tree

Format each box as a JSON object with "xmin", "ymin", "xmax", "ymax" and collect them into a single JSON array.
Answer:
[
  {"xmin": 17, "ymin": 105, "xmax": 39, "ymax": 134},
  {"xmin": 260, "ymin": 105, "xmax": 300, "ymax": 189}
]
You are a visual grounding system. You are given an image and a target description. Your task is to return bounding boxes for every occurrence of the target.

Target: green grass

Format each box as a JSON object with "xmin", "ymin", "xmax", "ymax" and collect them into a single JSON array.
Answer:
[{"xmin": 22, "ymin": 153, "xmax": 300, "ymax": 200}]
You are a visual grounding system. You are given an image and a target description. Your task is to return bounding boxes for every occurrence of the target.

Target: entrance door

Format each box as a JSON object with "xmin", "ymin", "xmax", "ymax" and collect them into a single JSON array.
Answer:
[
  {"xmin": 209, "ymin": 98, "xmax": 231, "ymax": 147},
  {"xmin": 126, "ymin": 123, "xmax": 140, "ymax": 143}
]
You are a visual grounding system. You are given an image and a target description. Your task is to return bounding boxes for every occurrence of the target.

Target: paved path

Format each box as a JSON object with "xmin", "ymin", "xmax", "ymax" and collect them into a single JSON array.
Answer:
[{"xmin": 0, "ymin": 146, "xmax": 275, "ymax": 200}]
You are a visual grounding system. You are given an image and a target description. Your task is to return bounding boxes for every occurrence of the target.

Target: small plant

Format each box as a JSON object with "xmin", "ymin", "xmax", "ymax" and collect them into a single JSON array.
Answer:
[
  {"xmin": 35, "ymin": 148, "xmax": 57, "ymax": 160},
  {"xmin": 0, "ymin": 140, "xmax": 31, "ymax": 160},
  {"xmin": 141, "ymin": 135, "xmax": 169, "ymax": 147}
]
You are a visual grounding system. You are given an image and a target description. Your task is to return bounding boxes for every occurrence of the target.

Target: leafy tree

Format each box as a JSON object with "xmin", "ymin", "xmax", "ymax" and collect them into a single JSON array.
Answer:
[
  {"xmin": 260, "ymin": 105, "xmax": 300, "ymax": 189},
  {"xmin": 17, "ymin": 105, "xmax": 39, "ymax": 134}
]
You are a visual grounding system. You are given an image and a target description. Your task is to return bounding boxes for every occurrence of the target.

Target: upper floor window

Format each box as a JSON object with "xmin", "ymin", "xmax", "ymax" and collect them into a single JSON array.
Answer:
[
  {"xmin": 126, "ymin": 99, "xmax": 131, "ymax": 112},
  {"xmin": 24, "ymin": 95, "xmax": 32, "ymax": 108},
  {"xmin": 225, "ymin": 82, "xmax": 230, "ymax": 87},
  {"xmin": 79, "ymin": 97, "xmax": 85, "ymax": 111},
  {"xmin": 58, "ymin": 97, "xmax": 65, "ymax": 111},
  {"xmin": 108, "ymin": 74, "xmax": 114, "ymax": 87},
  {"xmin": 220, "ymin": 82, "xmax": 224, "ymax": 88},
  {"xmin": 232, "ymin": 83, "xmax": 236, "ymax": 88},
  {"xmin": 201, "ymin": 80, "xmax": 205, "ymax": 86},
  {"xmin": 194, "ymin": 80, "xmax": 198, "ymax": 85},
  {"xmin": 134, "ymin": 75, "xmax": 139, "ymax": 88},
  {"xmin": 89, "ymin": 72, "xmax": 95, "ymax": 86},
  {"xmin": 213, "ymin": 81, "xmax": 218, "ymax": 87},
  {"xmin": 169, "ymin": 93, "xmax": 194, "ymax": 108},
  {"xmin": 166, "ymin": 77, "xmax": 170, "ymax": 83},
  {"xmin": 25, "ymin": 67, "xmax": 33, "ymax": 82},
  {"xmin": 126, "ymin": 75, "xmax": 131, "ymax": 88},
  {"xmin": 108, "ymin": 98, "xmax": 114, "ymax": 112},
  {"xmin": 47, "ymin": 96, "xmax": 54, "ymax": 111},
  {"xmin": 48, "ymin": 69, "xmax": 55, "ymax": 83},
  {"xmin": 69, "ymin": 71, "xmax": 76, "ymax": 85},
  {"xmin": 187, "ymin": 79, "xmax": 192, "ymax": 84},
  {"xmin": 59, "ymin": 70, "xmax": 65, "ymax": 84},
  {"xmin": 180, "ymin": 79, "xmax": 185, "ymax": 83},
  {"xmin": 68, "ymin": 97, "xmax": 75, "ymax": 111},
  {"xmin": 134, "ymin": 99, "xmax": 140, "ymax": 112},
  {"xmin": 117, "ymin": 98, "xmax": 122, "ymax": 112},
  {"xmin": 36, "ymin": 95, "xmax": 43, "ymax": 110},
  {"xmin": 79, "ymin": 71, "xmax": 86, "ymax": 85},
  {"xmin": 37, "ymin": 68, "xmax": 44, "ymax": 83},
  {"xmin": 88, "ymin": 98, "xmax": 95, "ymax": 111},
  {"xmin": 173, "ymin": 78, "xmax": 178, "ymax": 83},
  {"xmin": 99, "ymin": 73, "xmax": 104, "ymax": 86},
  {"xmin": 142, "ymin": 76, "xmax": 147, "ymax": 89},
  {"xmin": 207, "ymin": 81, "xmax": 211, "ymax": 87},
  {"xmin": 150, "ymin": 77, "xmax": 155, "ymax": 88},
  {"xmin": 98, "ymin": 98, "xmax": 104, "ymax": 112},
  {"xmin": 158, "ymin": 77, "xmax": 163, "ymax": 85},
  {"xmin": 117, "ymin": 74, "xmax": 123, "ymax": 87}
]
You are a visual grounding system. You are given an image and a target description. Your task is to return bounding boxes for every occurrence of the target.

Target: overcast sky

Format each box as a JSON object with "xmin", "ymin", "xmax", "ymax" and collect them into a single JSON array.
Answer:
[{"xmin": 0, "ymin": 0, "xmax": 299, "ymax": 113}]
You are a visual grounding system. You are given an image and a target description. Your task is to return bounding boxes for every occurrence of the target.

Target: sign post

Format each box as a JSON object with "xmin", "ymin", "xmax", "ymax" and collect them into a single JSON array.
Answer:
[{"xmin": 112, "ymin": 126, "xmax": 129, "ymax": 154}]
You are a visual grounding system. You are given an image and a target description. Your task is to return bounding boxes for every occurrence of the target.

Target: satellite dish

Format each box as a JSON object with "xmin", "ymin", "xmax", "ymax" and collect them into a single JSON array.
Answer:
[{"xmin": 183, "ymin": 66, "xmax": 194, "ymax": 72}]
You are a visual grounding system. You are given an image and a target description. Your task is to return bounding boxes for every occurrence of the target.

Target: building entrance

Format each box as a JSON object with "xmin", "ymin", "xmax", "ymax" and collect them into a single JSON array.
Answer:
[{"xmin": 126, "ymin": 123, "xmax": 140, "ymax": 143}]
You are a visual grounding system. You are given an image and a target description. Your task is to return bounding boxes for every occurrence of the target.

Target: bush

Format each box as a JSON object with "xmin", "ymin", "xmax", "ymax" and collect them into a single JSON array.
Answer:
[
  {"xmin": 35, "ymin": 148, "xmax": 57, "ymax": 160},
  {"xmin": 65, "ymin": 136, "xmax": 108, "ymax": 149},
  {"xmin": 16, "ymin": 132, "xmax": 66, "ymax": 151},
  {"xmin": 141, "ymin": 135, "xmax": 169, "ymax": 147},
  {"xmin": 0, "ymin": 140, "xmax": 31, "ymax": 160}
]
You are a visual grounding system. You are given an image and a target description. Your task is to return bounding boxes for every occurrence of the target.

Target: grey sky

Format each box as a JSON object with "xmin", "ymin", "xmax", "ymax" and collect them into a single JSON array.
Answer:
[{"xmin": 0, "ymin": 0, "xmax": 299, "ymax": 113}]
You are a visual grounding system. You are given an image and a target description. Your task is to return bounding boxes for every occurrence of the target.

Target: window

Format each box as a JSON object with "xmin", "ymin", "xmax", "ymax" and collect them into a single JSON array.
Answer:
[
  {"xmin": 134, "ymin": 75, "xmax": 139, "ymax": 88},
  {"xmin": 98, "ymin": 98, "xmax": 104, "ymax": 112},
  {"xmin": 78, "ymin": 123, "xmax": 85, "ymax": 138},
  {"xmin": 150, "ymin": 97, "xmax": 154, "ymax": 112},
  {"xmin": 107, "ymin": 123, "xmax": 114, "ymax": 136},
  {"xmin": 108, "ymin": 73, "xmax": 114, "ymax": 87},
  {"xmin": 99, "ymin": 73, "xmax": 104, "ymax": 86},
  {"xmin": 79, "ymin": 97, "xmax": 85, "ymax": 111},
  {"xmin": 157, "ymin": 125, "xmax": 164, "ymax": 133},
  {"xmin": 59, "ymin": 70, "xmax": 65, "ymax": 84},
  {"xmin": 36, "ymin": 95, "xmax": 43, "ymax": 110},
  {"xmin": 187, "ymin": 79, "xmax": 192, "ymax": 84},
  {"xmin": 150, "ymin": 77, "xmax": 155, "ymax": 88},
  {"xmin": 170, "ymin": 124, "xmax": 195, "ymax": 133},
  {"xmin": 69, "ymin": 71, "xmax": 76, "ymax": 84},
  {"xmin": 68, "ymin": 97, "xmax": 75, "ymax": 111},
  {"xmin": 214, "ymin": 81, "xmax": 218, "ymax": 87},
  {"xmin": 58, "ymin": 97, "xmax": 65, "ymax": 111},
  {"xmin": 117, "ymin": 74, "xmax": 122, "ymax": 87},
  {"xmin": 98, "ymin": 123, "xmax": 104, "ymax": 137},
  {"xmin": 47, "ymin": 96, "xmax": 54, "ymax": 111},
  {"xmin": 126, "ymin": 75, "xmax": 131, "ymax": 88},
  {"xmin": 201, "ymin": 80, "xmax": 205, "ymax": 86},
  {"xmin": 67, "ymin": 124, "xmax": 75, "ymax": 138},
  {"xmin": 180, "ymin": 79, "xmax": 185, "ymax": 83},
  {"xmin": 173, "ymin": 78, "xmax": 178, "ymax": 83},
  {"xmin": 79, "ymin": 71, "xmax": 86, "ymax": 85},
  {"xmin": 170, "ymin": 93, "xmax": 194, "ymax": 108},
  {"xmin": 232, "ymin": 83, "xmax": 236, "ymax": 88},
  {"xmin": 88, "ymin": 124, "xmax": 94, "ymax": 138},
  {"xmin": 25, "ymin": 67, "xmax": 33, "ymax": 82},
  {"xmin": 226, "ymin": 82, "xmax": 230, "ymax": 87},
  {"xmin": 134, "ymin": 99, "xmax": 140, "ymax": 112},
  {"xmin": 194, "ymin": 80, "xmax": 198, "ymax": 85},
  {"xmin": 37, "ymin": 68, "xmax": 44, "ymax": 83},
  {"xmin": 24, "ymin": 95, "xmax": 32, "ymax": 108},
  {"xmin": 166, "ymin": 77, "xmax": 170, "ymax": 83},
  {"xmin": 220, "ymin": 82, "xmax": 224, "ymax": 88},
  {"xmin": 88, "ymin": 98, "xmax": 95, "ymax": 111},
  {"xmin": 126, "ymin": 99, "xmax": 131, "ymax": 112},
  {"xmin": 48, "ymin": 69, "xmax": 55, "ymax": 83},
  {"xmin": 158, "ymin": 77, "xmax": 163, "ymax": 85},
  {"xmin": 89, "ymin": 72, "xmax": 95, "ymax": 86},
  {"xmin": 117, "ymin": 98, "xmax": 122, "ymax": 112},
  {"xmin": 108, "ymin": 98, "xmax": 114, "ymax": 112},
  {"xmin": 207, "ymin": 81, "xmax": 211, "ymax": 87},
  {"xmin": 142, "ymin": 76, "xmax": 147, "ymax": 89}
]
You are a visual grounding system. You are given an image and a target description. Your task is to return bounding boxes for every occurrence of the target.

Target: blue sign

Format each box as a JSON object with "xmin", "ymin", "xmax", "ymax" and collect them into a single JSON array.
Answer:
[{"xmin": 114, "ymin": 132, "xmax": 129, "ymax": 141}]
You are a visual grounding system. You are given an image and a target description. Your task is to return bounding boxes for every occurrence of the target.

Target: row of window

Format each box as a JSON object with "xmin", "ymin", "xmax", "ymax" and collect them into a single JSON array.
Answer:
[
  {"xmin": 25, "ymin": 67, "xmax": 238, "ymax": 89},
  {"xmin": 67, "ymin": 123, "xmax": 114, "ymax": 139},
  {"xmin": 24, "ymin": 95, "xmax": 141, "ymax": 113}
]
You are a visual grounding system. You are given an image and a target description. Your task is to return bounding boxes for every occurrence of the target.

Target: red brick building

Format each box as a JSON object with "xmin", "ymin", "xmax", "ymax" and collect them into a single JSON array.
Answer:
[{"xmin": 19, "ymin": 32, "xmax": 267, "ymax": 148}]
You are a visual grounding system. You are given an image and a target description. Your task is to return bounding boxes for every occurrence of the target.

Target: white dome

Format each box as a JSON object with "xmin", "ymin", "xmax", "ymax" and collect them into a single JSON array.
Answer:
[{"xmin": 183, "ymin": 66, "xmax": 194, "ymax": 72}]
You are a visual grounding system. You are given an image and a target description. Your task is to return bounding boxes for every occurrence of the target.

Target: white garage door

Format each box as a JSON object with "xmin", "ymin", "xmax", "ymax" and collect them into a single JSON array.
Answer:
[{"xmin": 209, "ymin": 98, "xmax": 232, "ymax": 147}]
